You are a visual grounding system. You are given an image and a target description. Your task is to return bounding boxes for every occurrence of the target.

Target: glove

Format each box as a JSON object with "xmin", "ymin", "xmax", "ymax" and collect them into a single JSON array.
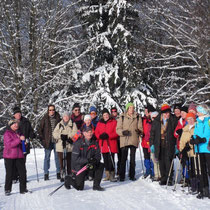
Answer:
[
  {"xmin": 61, "ymin": 134, "xmax": 68, "ymax": 141},
  {"xmin": 190, "ymin": 135, "xmax": 206, "ymax": 145},
  {"xmin": 175, "ymin": 146, "xmax": 179, "ymax": 155},
  {"xmin": 87, "ymin": 157, "xmax": 98, "ymax": 169},
  {"xmin": 196, "ymin": 135, "xmax": 206, "ymax": 143},
  {"xmin": 99, "ymin": 132, "xmax": 109, "ymax": 140},
  {"xmin": 182, "ymin": 142, "xmax": 191, "ymax": 153},
  {"xmin": 122, "ymin": 130, "xmax": 131, "ymax": 136},
  {"xmin": 67, "ymin": 138, "xmax": 74, "ymax": 145},
  {"xmin": 135, "ymin": 129, "xmax": 144, "ymax": 137},
  {"xmin": 150, "ymin": 145, "xmax": 155, "ymax": 153},
  {"xmin": 176, "ymin": 129, "xmax": 183, "ymax": 137}
]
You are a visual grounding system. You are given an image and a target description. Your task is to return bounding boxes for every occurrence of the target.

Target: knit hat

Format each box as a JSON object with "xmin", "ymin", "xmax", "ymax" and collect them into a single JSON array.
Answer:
[
  {"xmin": 197, "ymin": 105, "xmax": 209, "ymax": 115},
  {"xmin": 126, "ymin": 102, "xmax": 134, "ymax": 111},
  {"xmin": 188, "ymin": 102, "xmax": 197, "ymax": 113},
  {"xmin": 8, "ymin": 119, "xmax": 19, "ymax": 127},
  {"xmin": 161, "ymin": 104, "xmax": 171, "ymax": 113},
  {"xmin": 180, "ymin": 106, "xmax": 188, "ymax": 113},
  {"xmin": 82, "ymin": 126, "xmax": 92, "ymax": 133},
  {"xmin": 186, "ymin": 112, "xmax": 196, "ymax": 120},
  {"xmin": 89, "ymin": 106, "xmax": 97, "ymax": 113},
  {"xmin": 102, "ymin": 108, "xmax": 110, "ymax": 115},
  {"xmin": 151, "ymin": 111, "xmax": 158, "ymax": 119},
  {"xmin": 173, "ymin": 103, "xmax": 182, "ymax": 111},
  {"xmin": 13, "ymin": 106, "xmax": 21, "ymax": 115},
  {"xmin": 72, "ymin": 103, "xmax": 80, "ymax": 110},
  {"xmin": 84, "ymin": 114, "xmax": 91, "ymax": 121},
  {"xmin": 62, "ymin": 111, "xmax": 70, "ymax": 117},
  {"xmin": 146, "ymin": 104, "xmax": 156, "ymax": 113},
  {"xmin": 111, "ymin": 107, "xmax": 117, "ymax": 112}
]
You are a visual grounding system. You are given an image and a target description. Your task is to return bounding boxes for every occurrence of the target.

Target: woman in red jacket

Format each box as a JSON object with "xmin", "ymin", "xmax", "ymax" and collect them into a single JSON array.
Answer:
[{"xmin": 95, "ymin": 108, "xmax": 118, "ymax": 182}]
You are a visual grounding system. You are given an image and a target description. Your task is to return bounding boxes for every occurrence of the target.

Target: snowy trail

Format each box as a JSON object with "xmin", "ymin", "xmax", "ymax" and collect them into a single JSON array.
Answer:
[{"xmin": 0, "ymin": 149, "xmax": 209, "ymax": 210}]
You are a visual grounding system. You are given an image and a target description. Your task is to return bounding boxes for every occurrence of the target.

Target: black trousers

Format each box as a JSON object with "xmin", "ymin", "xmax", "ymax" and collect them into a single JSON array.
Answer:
[
  {"xmin": 143, "ymin": 148, "xmax": 151, "ymax": 159},
  {"xmin": 120, "ymin": 146, "xmax": 136, "ymax": 179},
  {"xmin": 4, "ymin": 158, "xmax": 27, "ymax": 193},
  {"xmin": 159, "ymin": 147, "xmax": 173, "ymax": 183},
  {"xmin": 57, "ymin": 152, "xmax": 71, "ymax": 175},
  {"xmin": 117, "ymin": 139, "xmax": 121, "ymax": 175},
  {"xmin": 71, "ymin": 162, "xmax": 104, "ymax": 190},
  {"xmin": 103, "ymin": 152, "xmax": 115, "ymax": 171}
]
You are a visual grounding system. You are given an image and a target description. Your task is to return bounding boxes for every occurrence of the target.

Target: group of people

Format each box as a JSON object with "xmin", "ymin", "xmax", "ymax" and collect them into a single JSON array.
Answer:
[{"xmin": 2, "ymin": 102, "xmax": 210, "ymax": 199}]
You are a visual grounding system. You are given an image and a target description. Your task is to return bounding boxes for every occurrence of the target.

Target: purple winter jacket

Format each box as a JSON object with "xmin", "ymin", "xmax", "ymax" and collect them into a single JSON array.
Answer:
[{"xmin": 3, "ymin": 129, "xmax": 25, "ymax": 159}]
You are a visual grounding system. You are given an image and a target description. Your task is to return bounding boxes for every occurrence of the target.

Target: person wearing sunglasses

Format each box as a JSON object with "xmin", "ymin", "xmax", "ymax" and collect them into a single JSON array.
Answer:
[
  {"xmin": 89, "ymin": 106, "xmax": 99, "ymax": 129},
  {"xmin": 39, "ymin": 104, "xmax": 61, "ymax": 181},
  {"xmin": 70, "ymin": 103, "xmax": 84, "ymax": 130}
]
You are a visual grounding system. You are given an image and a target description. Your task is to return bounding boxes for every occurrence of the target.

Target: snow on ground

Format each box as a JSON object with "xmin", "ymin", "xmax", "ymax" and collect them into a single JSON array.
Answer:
[{"xmin": 0, "ymin": 149, "xmax": 209, "ymax": 210}]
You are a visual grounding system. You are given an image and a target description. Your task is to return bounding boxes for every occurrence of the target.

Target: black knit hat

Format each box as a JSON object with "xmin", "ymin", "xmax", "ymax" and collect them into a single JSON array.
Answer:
[
  {"xmin": 102, "ymin": 108, "xmax": 110, "ymax": 115},
  {"xmin": 146, "ymin": 104, "xmax": 156, "ymax": 113},
  {"xmin": 180, "ymin": 106, "xmax": 188, "ymax": 113},
  {"xmin": 173, "ymin": 103, "xmax": 182, "ymax": 111},
  {"xmin": 111, "ymin": 106, "xmax": 117, "ymax": 112},
  {"xmin": 13, "ymin": 106, "xmax": 21, "ymax": 115},
  {"xmin": 72, "ymin": 103, "xmax": 80, "ymax": 110}
]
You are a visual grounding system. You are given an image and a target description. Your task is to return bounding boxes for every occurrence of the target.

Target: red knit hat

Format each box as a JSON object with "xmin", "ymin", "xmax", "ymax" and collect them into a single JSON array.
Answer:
[
  {"xmin": 188, "ymin": 102, "xmax": 197, "ymax": 113},
  {"xmin": 161, "ymin": 104, "xmax": 171, "ymax": 113},
  {"xmin": 186, "ymin": 112, "xmax": 196, "ymax": 120}
]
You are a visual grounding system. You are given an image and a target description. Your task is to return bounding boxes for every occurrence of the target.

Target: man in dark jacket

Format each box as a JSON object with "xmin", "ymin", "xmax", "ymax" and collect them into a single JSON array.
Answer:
[
  {"xmin": 39, "ymin": 105, "xmax": 61, "ymax": 180},
  {"xmin": 64, "ymin": 127, "xmax": 104, "ymax": 191},
  {"xmin": 150, "ymin": 104, "xmax": 177, "ymax": 185}
]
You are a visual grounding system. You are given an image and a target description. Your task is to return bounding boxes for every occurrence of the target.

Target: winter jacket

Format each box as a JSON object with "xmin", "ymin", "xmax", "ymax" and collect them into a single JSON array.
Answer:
[
  {"xmin": 3, "ymin": 129, "xmax": 25, "ymax": 159},
  {"xmin": 174, "ymin": 118, "xmax": 186, "ymax": 150},
  {"xmin": 149, "ymin": 113, "xmax": 177, "ymax": 159},
  {"xmin": 71, "ymin": 114, "xmax": 83, "ymax": 130},
  {"xmin": 141, "ymin": 116, "xmax": 152, "ymax": 149},
  {"xmin": 91, "ymin": 116, "xmax": 99, "ymax": 129},
  {"xmin": 71, "ymin": 136, "xmax": 101, "ymax": 172},
  {"xmin": 193, "ymin": 116, "xmax": 210, "ymax": 153},
  {"xmin": 95, "ymin": 118, "xmax": 119, "ymax": 153},
  {"xmin": 53, "ymin": 119, "xmax": 78, "ymax": 153},
  {"xmin": 18, "ymin": 116, "xmax": 35, "ymax": 154},
  {"xmin": 179, "ymin": 124, "xmax": 195, "ymax": 157},
  {"xmin": 38, "ymin": 112, "xmax": 61, "ymax": 149},
  {"xmin": 116, "ymin": 112, "xmax": 143, "ymax": 148}
]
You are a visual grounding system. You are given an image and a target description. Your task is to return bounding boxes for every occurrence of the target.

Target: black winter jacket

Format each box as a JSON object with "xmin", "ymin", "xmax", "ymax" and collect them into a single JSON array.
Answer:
[
  {"xmin": 150, "ymin": 113, "xmax": 177, "ymax": 159},
  {"xmin": 71, "ymin": 136, "xmax": 101, "ymax": 172}
]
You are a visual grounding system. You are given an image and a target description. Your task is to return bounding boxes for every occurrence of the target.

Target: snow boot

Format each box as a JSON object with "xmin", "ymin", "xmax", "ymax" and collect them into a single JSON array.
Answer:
[
  {"xmin": 57, "ymin": 173, "xmax": 61, "ymax": 180},
  {"xmin": 44, "ymin": 174, "xmax": 49, "ymax": 181},
  {"xmin": 93, "ymin": 186, "xmax": 105, "ymax": 191},
  {"xmin": 5, "ymin": 191, "xmax": 11, "ymax": 196},
  {"xmin": 64, "ymin": 175, "xmax": 71, "ymax": 190},
  {"xmin": 110, "ymin": 171, "xmax": 117, "ymax": 182},
  {"xmin": 60, "ymin": 170, "xmax": 65, "ymax": 182},
  {"xmin": 103, "ymin": 170, "xmax": 110, "ymax": 181}
]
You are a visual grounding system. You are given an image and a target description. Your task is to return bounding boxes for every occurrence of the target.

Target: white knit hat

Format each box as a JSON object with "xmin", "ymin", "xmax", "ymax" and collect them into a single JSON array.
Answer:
[{"xmin": 84, "ymin": 114, "xmax": 91, "ymax": 121}]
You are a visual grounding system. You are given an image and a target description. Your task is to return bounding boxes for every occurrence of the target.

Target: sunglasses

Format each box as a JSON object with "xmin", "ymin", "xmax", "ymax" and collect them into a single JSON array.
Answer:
[
  {"xmin": 90, "ymin": 112, "xmax": 96, "ymax": 115},
  {"xmin": 74, "ymin": 109, "xmax": 80, "ymax": 111},
  {"xmin": 49, "ymin": 109, "xmax": 55, "ymax": 111},
  {"xmin": 111, "ymin": 110, "xmax": 117, "ymax": 113}
]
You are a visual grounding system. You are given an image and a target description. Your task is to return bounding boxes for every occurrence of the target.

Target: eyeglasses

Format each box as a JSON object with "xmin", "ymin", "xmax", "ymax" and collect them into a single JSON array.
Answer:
[
  {"xmin": 74, "ymin": 109, "xmax": 80, "ymax": 112},
  {"xmin": 49, "ymin": 109, "xmax": 55, "ymax": 111}
]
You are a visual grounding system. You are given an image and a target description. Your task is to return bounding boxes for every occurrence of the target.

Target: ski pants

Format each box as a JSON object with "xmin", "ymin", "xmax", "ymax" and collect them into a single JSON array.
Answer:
[{"xmin": 103, "ymin": 152, "xmax": 115, "ymax": 172}]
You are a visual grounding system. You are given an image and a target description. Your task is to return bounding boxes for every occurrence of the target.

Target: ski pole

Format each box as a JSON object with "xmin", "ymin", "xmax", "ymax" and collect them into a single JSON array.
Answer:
[
  {"xmin": 32, "ymin": 140, "xmax": 39, "ymax": 182},
  {"xmin": 49, "ymin": 164, "xmax": 89, "ymax": 196},
  {"xmin": 138, "ymin": 137, "xmax": 145, "ymax": 176},
  {"xmin": 166, "ymin": 158, "xmax": 174, "ymax": 188}
]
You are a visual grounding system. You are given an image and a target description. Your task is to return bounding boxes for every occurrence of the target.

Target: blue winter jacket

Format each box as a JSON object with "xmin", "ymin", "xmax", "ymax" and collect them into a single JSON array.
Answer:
[{"xmin": 194, "ymin": 116, "xmax": 210, "ymax": 153}]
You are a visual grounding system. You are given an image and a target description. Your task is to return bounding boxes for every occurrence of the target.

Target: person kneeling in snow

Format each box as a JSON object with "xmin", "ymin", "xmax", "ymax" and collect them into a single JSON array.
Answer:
[{"xmin": 65, "ymin": 127, "xmax": 104, "ymax": 191}]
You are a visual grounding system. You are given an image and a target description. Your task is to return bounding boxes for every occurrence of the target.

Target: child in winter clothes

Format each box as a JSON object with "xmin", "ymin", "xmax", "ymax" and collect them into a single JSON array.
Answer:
[{"xmin": 190, "ymin": 104, "xmax": 210, "ymax": 199}]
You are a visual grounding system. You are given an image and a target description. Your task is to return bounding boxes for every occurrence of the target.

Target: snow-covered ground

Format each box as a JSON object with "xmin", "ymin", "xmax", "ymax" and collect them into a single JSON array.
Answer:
[{"xmin": 0, "ymin": 149, "xmax": 209, "ymax": 210}]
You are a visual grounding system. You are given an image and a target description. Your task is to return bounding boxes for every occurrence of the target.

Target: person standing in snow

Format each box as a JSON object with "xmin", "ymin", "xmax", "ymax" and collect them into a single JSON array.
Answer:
[
  {"xmin": 70, "ymin": 103, "xmax": 84, "ymax": 130},
  {"xmin": 116, "ymin": 102, "xmax": 143, "ymax": 181},
  {"xmin": 141, "ymin": 105, "xmax": 155, "ymax": 179},
  {"xmin": 190, "ymin": 104, "xmax": 210, "ymax": 199},
  {"xmin": 65, "ymin": 127, "xmax": 104, "ymax": 191},
  {"xmin": 3, "ymin": 119, "xmax": 28, "ymax": 195},
  {"xmin": 149, "ymin": 104, "xmax": 177, "ymax": 186},
  {"xmin": 95, "ymin": 108, "xmax": 119, "ymax": 182},
  {"xmin": 39, "ymin": 105, "xmax": 61, "ymax": 181},
  {"xmin": 53, "ymin": 111, "xmax": 77, "ymax": 182},
  {"xmin": 89, "ymin": 106, "xmax": 99, "ymax": 129}
]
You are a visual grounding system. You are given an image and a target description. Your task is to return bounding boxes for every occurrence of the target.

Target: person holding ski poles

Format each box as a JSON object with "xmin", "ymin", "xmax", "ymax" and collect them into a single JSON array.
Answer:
[
  {"xmin": 190, "ymin": 104, "xmax": 210, "ymax": 199},
  {"xmin": 53, "ymin": 111, "xmax": 78, "ymax": 182},
  {"xmin": 95, "ymin": 108, "xmax": 119, "ymax": 182},
  {"xmin": 3, "ymin": 119, "xmax": 28, "ymax": 195},
  {"xmin": 116, "ymin": 102, "xmax": 143, "ymax": 182},
  {"xmin": 65, "ymin": 126, "xmax": 104, "ymax": 191}
]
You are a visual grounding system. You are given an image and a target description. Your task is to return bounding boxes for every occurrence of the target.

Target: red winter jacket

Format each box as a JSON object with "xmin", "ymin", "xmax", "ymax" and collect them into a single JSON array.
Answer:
[
  {"xmin": 95, "ymin": 118, "xmax": 119, "ymax": 153},
  {"xmin": 141, "ymin": 116, "xmax": 152, "ymax": 149},
  {"xmin": 174, "ymin": 118, "xmax": 186, "ymax": 150}
]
